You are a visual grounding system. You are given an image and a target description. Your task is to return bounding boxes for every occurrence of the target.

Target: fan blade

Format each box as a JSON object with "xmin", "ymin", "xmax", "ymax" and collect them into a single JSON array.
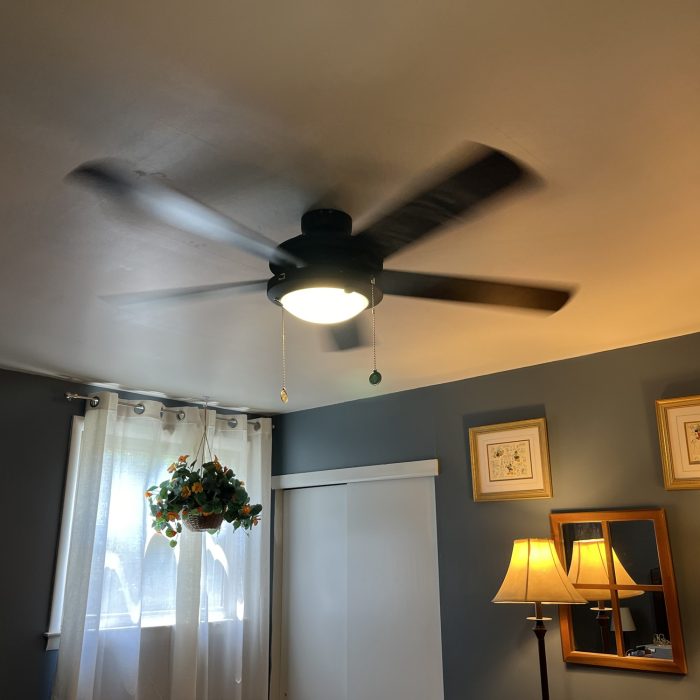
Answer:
[
  {"xmin": 101, "ymin": 279, "xmax": 269, "ymax": 306},
  {"xmin": 325, "ymin": 317, "xmax": 368, "ymax": 351},
  {"xmin": 69, "ymin": 160, "xmax": 302, "ymax": 267},
  {"xmin": 381, "ymin": 270, "xmax": 571, "ymax": 312},
  {"xmin": 354, "ymin": 147, "xmax": 529, "ymax": 260}
]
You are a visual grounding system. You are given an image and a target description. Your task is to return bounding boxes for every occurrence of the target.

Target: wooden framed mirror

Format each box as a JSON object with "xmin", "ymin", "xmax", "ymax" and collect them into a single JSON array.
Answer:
[{"xmin": 549, "ymin": 508, "xmax": 687, "ymax": 674}]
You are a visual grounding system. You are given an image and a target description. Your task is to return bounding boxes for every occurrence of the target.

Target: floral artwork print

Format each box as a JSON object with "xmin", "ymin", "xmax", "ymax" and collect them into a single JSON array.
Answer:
[
  {"xmin": 683, "ymin": 422, "xmax": 700, "ymax": 464},
  {"xmin": 486, "ymin": 439, "xmax": 534, "ymax": 481}
]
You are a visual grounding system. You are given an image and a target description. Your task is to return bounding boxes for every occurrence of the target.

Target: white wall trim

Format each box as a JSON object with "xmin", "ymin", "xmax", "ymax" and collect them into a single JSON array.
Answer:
[
  {"xmin": 46, "ymin": 415, "xmax": 84, "ymax": 650},
  {"xmin": 271, "ymin": 458, "xmax": 438, "ymax": 490}
]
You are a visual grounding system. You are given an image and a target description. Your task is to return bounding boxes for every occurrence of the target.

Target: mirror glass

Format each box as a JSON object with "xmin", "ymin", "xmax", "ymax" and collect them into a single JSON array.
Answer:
[{"xmin": 550, "ymin": 509, "xmax": 686, "ymax": 674}]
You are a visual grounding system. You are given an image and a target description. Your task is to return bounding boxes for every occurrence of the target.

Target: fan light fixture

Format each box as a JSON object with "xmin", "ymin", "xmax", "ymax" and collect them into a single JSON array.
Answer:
[{"xmin": 280, "ymin": 287, "xmax": 369, "ymax": 325}]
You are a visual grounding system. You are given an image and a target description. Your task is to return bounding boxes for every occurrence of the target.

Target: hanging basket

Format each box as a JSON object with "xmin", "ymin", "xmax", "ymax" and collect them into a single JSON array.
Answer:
[{"xmin": 184, "ymin": 511, "xmax": 224, "ymax": 532}]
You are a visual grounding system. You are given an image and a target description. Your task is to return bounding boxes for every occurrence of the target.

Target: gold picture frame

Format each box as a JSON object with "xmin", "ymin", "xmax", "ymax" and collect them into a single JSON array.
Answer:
[
  {"xmin": 656, "ymin": 394, "xmax": 700, "ymax": 490},
  {"xmin": 468, "ymin": 417, "xmax": 552, "ymax": 501}
]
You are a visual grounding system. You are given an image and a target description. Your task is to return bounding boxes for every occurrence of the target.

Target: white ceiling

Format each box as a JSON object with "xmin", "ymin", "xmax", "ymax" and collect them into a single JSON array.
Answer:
[{"xmin": 1, "ymin": 1, "xmax": 699, "ymax": 412}]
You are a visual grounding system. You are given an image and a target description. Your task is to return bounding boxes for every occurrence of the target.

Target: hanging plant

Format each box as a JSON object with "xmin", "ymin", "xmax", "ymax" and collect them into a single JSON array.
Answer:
[{"xmin": 145, "ymin": 453, "xmax": 262, "ymax": 547}]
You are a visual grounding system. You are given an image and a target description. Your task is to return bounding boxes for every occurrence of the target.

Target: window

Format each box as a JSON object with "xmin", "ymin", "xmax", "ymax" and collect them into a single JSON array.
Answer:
[{"xmin": 50, "ymin": 395, "xmax": 271, "ymax": 699}]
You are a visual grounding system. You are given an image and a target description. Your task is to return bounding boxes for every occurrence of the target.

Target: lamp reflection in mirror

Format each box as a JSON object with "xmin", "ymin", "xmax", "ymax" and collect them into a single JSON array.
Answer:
[
  {"xmin": 493, "ymin": 539, "xmax": 587, "ymax": 700},
  {"xmin": 611, "ymin": 607, "xmax": 636, "ymax": 653},
  {"xmin": 567, "ymin": 539, "xmax": 644, "ymax": 653}
]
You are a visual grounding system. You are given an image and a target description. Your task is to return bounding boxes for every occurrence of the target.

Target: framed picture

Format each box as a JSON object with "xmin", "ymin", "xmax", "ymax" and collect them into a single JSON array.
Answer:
[
  {"xmin": 468, "ymin": 417, "xmax": 552, "ymax": 501},
  {"xmin": 656, "ymin": 395, "xmax": 700, "ymax": 490}
]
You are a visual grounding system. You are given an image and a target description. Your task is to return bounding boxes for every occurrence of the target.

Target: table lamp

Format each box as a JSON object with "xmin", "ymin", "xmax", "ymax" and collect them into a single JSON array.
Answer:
[
  {"xmin": 493, "ymin": 538, "xmax": 587, "ymax": 700},
  {"xmin": 567, "ymin": 538, "xmax": 643, "ymax": 653}
]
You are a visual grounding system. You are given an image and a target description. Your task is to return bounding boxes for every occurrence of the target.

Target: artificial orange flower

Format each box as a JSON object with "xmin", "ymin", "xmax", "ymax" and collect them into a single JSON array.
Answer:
[
  {"xmin": 191, "ymin": 482, "xmax": 203, "ymax": 494},
  {"xmin": 182, "ymin": 508, "xmax": 189, "ymax": 517},
  {"xmin": 156, "ymin": 511, "xmax": 163, "ymax": 518},
  {"xmin": 144, "ymin": 491, "xmax": 153, "ymax": 498},
  {"xmin": 167, "ymin": 463, "xmax": 177, "ymax": 473},
  {"xmin": 178, "ymin": 454, "xmax": 189, "ymax": 463},
  {"xmin": 167, "ymin": 511, "xmax": 179, "ymax": 521},
  {"xmin": 251, "ymin": 516, "xmax": 260, "ymax": 526},
  {"xmin": 180, "ymin": 485, "xmax": 191, "ymax": 498},
  {"xmin": 240, "ymin": 505, "xmax": 251, "ymax": 516}
]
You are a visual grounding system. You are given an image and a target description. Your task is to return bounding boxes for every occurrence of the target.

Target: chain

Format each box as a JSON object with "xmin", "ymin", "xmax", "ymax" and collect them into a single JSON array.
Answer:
[
  {"xmin": 280, "ymin": 309, "xmax": 289, "ymax": 403},
  {"xmin": 371, "ymin": 278, "xmax": 377, "ymax": 370},
  {"xmin": 369, "ymin": 278, "xmax": 382, "ymax": 385}
]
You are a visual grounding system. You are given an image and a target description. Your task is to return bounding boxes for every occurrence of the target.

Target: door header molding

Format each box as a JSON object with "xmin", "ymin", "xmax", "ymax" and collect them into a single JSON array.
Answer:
[{"xmin": 271, "ymin": 459, "xmax": 438, "ymax": 490}]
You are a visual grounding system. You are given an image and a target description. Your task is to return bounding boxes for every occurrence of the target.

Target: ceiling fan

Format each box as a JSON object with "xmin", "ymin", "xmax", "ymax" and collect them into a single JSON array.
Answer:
[{"xmin": 69, "ymin": 145, "xmax": 571, "ymax": 352}]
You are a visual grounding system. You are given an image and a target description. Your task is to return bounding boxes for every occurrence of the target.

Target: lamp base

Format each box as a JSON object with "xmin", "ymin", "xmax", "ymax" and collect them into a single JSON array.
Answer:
[
  {"xmin": 529, "ymin": 602, "xmax": 550, "ymax": 700},
  {"xmin": 532, "ymin": 619, "xmax": 550, "ymax": 700}
]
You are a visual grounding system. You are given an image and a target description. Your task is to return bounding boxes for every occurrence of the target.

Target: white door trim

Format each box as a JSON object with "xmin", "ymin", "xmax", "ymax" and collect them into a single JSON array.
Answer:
[{"xmin": 271, "ymin": 458, "xmax": 438, "ymax": 490}]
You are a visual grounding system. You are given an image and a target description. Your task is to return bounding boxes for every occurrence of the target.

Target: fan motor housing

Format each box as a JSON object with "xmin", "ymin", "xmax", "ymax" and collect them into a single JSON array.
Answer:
[{"xmin": 267, "ymin": 208, "xmax": 384, "ymax": 308}]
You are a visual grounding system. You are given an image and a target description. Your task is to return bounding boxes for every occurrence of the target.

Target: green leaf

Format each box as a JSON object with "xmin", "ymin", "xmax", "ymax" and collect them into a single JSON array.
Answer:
[
  {"xmin": 169, "ymin": 540, "xmax": 178, "ymax": 548},
  {"xmin": 147, "ymin": 484, "xmax": 158, "ymax": 491}
]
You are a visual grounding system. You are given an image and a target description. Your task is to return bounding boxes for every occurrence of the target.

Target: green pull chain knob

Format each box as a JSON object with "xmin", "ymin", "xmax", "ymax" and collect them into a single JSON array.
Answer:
[{"xmin": 369, "ymin": 370, "xmax": 382, "ymax": 385}]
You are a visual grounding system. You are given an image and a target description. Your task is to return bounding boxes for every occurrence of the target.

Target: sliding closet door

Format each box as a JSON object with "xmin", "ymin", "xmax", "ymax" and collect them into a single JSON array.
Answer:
[
  {"xmin": 277, "ymin": 476, "xmax": 444, "ymax": 700},
  {"xmin": 347, "ymin": 477, "xmax": 444, "ymax": 700},
  {"xmin": 279, "ymin": 485, "xmax": 348, "ymax": 700}
]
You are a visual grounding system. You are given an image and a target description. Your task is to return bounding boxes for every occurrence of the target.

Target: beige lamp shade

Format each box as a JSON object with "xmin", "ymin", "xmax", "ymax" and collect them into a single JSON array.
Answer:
[
  {"xmin": 567, "ymin": 538, "xmax": 644, "ymax": 601},
  {"xmin": 493, "ymin": 538, "xmax": 587, "ymax": 604},
  {"xmin": 611, "ymin": 607, "xmax": 637, "ymax": 632}
]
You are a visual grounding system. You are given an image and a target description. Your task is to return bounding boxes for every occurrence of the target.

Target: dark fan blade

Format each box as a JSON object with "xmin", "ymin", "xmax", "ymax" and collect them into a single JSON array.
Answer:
[
  {"xmin": 325, "ymin": 318, "xmax": 368, "ymax": 351},
  {"xmin": 354, "ymin": 147, "xmax": 529, "ymax": 260},
  {"xmin": 381, "ymin": 270, "xmax": 571, "ymax": 312},
  {"xmin": 101, "ymin": 279, "xmax": 269, "ymax": 306},
  {"xmin": 69, "ymin": 160, "xmax": 302, "ymax": 267}
]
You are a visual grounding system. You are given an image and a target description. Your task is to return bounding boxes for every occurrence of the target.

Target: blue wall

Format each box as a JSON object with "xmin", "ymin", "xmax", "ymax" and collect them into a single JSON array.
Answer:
[
  {"xmin": 0, "ymin": 370, "xmax": 89, "ymax": 699},
  {"xmin": 273, "ymin": 332, "xmax": 700, "ymax": 699}
]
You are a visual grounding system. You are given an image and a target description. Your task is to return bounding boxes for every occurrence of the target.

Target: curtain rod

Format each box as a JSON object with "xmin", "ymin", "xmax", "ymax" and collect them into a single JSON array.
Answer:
[{"xmin": 65, "ymin": 392, "xmax": 260, "ymax": 430}]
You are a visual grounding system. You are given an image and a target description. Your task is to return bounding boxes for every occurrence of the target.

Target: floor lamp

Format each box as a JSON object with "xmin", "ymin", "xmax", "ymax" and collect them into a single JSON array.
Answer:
[{"xmin": 493, "ymin": 538, "xmax": 587, "ymax": 700}]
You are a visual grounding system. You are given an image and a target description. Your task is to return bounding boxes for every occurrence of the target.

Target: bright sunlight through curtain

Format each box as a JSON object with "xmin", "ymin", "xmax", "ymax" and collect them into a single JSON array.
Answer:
[{"xmin": 52, "ymin": 392, "xmax": 271, "ymax": 700}]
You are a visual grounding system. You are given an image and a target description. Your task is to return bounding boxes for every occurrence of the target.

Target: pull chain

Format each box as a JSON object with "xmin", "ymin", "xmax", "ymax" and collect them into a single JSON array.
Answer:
[
  {"xmin": 369, "ymin": 277, "xmax": 382, "ymax": 385},
  {"xmin": 280, "ymin": 309, "xmax": 289, "ymax": 403}
]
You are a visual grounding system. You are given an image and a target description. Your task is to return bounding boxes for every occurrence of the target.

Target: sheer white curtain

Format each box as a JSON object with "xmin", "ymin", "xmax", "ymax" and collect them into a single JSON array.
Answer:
[{"xmin": 52, "ymin": 392, "xmax": 271, "ymax": 700}]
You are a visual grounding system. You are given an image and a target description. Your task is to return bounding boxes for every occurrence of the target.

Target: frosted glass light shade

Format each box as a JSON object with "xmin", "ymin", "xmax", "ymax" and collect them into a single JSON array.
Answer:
[
  {"xmin": 567, "ymin": 538, "xmax": 644, "ymax": 601},
  {"xmin": 493, "ymin": 538, "xmax": 587, "ymax": 605},
  {"xmin": 280, "ymin": 287, "xmax": 369, "ymax": 324}
]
